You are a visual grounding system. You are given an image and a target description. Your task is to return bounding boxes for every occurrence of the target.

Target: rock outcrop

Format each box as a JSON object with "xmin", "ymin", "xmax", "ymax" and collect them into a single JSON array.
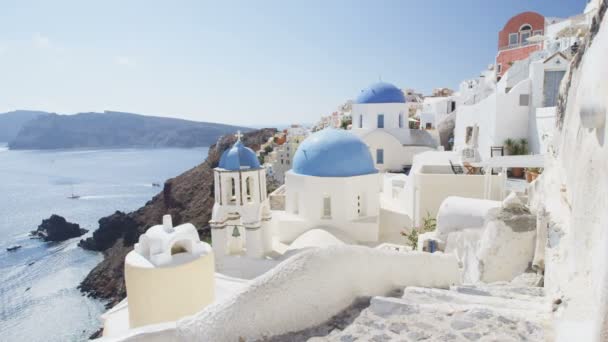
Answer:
[
  {"xmin": 78, "ymin": 211, "xmax": 139, "ymax": 251},
  {"xmin": 31, "ymin": 214, "xmax": 88, "ymax": 242},
  {"xmin": 78, "ymin": 128, "xmax": 276, "ymax": 307}
]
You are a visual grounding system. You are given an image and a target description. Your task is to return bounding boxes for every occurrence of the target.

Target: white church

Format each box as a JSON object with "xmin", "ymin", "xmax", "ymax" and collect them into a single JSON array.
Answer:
[
  {"xmin": 208, "ymin": 123, "xmax": 420, "ymax": 259},
  {"xmin": 350, "ymin": 82, "xmax": 438, "ymax": 172}
]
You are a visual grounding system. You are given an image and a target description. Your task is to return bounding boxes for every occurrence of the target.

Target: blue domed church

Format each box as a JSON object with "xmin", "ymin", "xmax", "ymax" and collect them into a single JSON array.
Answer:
[
  {"xmin": 209, "ymin": 132, "xmax": 273, "ymax": 258},
  {"xmin": 350, "ymin": 82, "xmax": 437, "ymax": 172},
  {"xmin": 272, "ymin": 128, "xmax": 383, "ymax": 244}
]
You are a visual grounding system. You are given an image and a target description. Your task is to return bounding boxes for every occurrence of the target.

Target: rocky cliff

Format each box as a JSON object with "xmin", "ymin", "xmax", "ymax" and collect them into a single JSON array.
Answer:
[{"xmin": 78, "ymin": 128, "xmax": 277, "ymax": 307}]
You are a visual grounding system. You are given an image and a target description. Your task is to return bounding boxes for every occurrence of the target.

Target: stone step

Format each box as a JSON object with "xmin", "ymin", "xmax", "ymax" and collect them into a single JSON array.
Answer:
[
  {"xmin": 400, "ymin": 286, "xmax": 548, "ymax": 313},
  {"xmin": 320, "ymin": 290, "xmax": 549, "ymax": 342},
  {"xmin": 450, "ymin": 282, "xmax": 545, "ymax": 302}
]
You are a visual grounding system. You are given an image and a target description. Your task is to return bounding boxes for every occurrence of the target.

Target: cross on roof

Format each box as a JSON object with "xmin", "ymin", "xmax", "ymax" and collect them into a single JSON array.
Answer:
[{"xmin": 235, "ymin": 130, "xmax": 243, "ymax": 141}]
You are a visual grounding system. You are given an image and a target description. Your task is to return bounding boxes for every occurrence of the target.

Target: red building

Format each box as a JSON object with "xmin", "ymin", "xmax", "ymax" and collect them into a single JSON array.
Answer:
[{"xmin": 496, "ymin": 12, "xmax": 545, "ymax": 77}]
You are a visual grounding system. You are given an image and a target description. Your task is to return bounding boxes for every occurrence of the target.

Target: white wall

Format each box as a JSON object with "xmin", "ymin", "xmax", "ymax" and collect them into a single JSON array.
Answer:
[
  {"xmin": 280, "ymin": 171, "xmax": 381, "ymax": 242},
  {"xmin": 494, "ymin": 78, "xmax": 532, "ymax": 149},
  {"xmin": 351, "ymin": 103, "xmax": 409, "ymax": 129},
  {"xmin": 534, "ymin": 14, "xmax": 608, "ymax": 341},
  {"xmin": 413, "ymin": 169, "xmax": 504, "ymax": 226},
  {"xmin": 419, "ymin": 96, "xmax": 456, "ymax": 129},
  {"xmin": 533, "ymin": 107, "xmax": 557, "ymax": 154},
  {"xmin": 111, "ymin": 246, "xmax": 461, "ymax": 342},
  {"xmin": 361, "ymin": 130, "xmax": 406, "ymax": 171},
  {"xmin": 455, "ymin": 76, "xmax": 531, "ymax": 159},
  {"xmin": 454, "ymin": 92, "xmax": 497, "ymax": 159}
]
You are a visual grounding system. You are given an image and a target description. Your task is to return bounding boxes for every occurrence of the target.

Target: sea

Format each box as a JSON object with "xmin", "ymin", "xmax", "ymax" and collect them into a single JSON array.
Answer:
[{"xmin": 0, "ymin": 144, "xmax": 208, "ymax": 341}]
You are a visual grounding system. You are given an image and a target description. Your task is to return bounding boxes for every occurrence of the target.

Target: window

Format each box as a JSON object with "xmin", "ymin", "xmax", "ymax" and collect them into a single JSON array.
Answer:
[
  {"xmin": 426, "ymin": 123, "xmax": 432, "ymax": 129},
  {"xmin": 519, "ymin": 94, "xmax": 530, "ymax": 106},
  {"xmin": 286, "ymin": 160, "xmax": 290, "ymax": 165},
  {"xmin": 533, "ymin": 30, "xmax": 543, "ymax": 36},
  {"xmin": 509, "ymin": 33, "xmax": 519, "ymax": 47},
  {"xmin": 281, "ymin": 159, "xmax": 284, "ymax": 164},
  {"xmin": 398, "ymin": 113, "xmax": 403, "ymax": 128},
  {"xmin": 520, "ymin": 24, "xmax": 532, "ymax": 46},
  {"xmin": 497, "ymin": 64, "xmax": 502, "ymax": 73},
  {"xmin": 245, "ymin": 176, "xmax": 254, "ymax": 203},
  {"xmin": 376, "ymin": 149, "xmax": 384, "ymax": 164},
  {"xmin": 465, "ymin": 126, "xmax": 473, "ymax": 144},
  {"xmin": 377, "ymin": 114, "xmax": 384, "ymax": 128},
  {"xmin": 359, "ymin": 114, "xmax": 363, "ymax": 128},
  {"xmin": 322, "ymin": 196, "xmax": 331, "ymax": 218},
  {"xmin": 521, "ymin": 31, "xmax": 531, "ymax": 45},
  {"xmin": 230, "ymin": 178, "xmax": 236, "ymax": 203},
  {"xmin": 520, "ymin": 24, "xmax": 532, "ymax": 31},
  {"xmin": 357, "ymin": 195, "xmax": 361, "ymax": 215}
]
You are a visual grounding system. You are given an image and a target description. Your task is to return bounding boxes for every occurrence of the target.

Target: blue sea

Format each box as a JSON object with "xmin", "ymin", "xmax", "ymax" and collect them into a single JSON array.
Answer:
[{"xmin": 0, "ymin": 144, "xmax": 208, "ymax": 341}]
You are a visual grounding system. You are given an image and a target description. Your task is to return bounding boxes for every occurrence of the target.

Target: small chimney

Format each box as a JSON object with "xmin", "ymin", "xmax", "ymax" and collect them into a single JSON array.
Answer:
[{"xmin": 163, "ymin": 215, "xmax": 174, "ymax": 233}]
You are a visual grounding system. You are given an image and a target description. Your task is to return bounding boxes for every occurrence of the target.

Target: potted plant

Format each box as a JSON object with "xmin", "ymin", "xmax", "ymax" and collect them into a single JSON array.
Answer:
[
  {"xmin": 504, "ymin": 138, "xmax": 528, "ymax": 178},
  {"xmin": 525, "ymin": 167, "xmax": 542, "ymax": 183}
]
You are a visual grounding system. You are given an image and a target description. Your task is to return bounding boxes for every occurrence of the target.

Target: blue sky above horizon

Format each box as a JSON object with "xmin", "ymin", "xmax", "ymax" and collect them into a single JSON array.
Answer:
[{"xmin": 0, "ymin": 0, "xmax": 586, "ymax": 126}]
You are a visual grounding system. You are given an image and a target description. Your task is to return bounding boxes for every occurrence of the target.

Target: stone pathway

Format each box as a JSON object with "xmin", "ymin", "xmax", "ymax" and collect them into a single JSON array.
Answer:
[
  {"xmin": 261, "ymin": 283, "xmax": 550, "ymax": 342},
  {"xmin": 316, "ymin": 283, "xmax": 550, "ymax": 342}
]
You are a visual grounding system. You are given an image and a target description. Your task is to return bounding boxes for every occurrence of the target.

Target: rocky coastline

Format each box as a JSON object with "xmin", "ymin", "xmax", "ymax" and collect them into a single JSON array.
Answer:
[{"xmin": 78, "ymin": 128, "xmax": 277, "ymax": 307}]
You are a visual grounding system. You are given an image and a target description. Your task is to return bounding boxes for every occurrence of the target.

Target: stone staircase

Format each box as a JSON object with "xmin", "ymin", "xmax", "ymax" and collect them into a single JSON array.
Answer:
[{"xmin": 311, "ymin": 283, "xmax": 551, "ymax": 342}]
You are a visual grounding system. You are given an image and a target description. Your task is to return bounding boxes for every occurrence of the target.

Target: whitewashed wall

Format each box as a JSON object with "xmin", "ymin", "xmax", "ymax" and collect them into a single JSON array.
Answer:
[
  {"xmin": 351, "ymin": 103, "xmax": 409, "ymax": 129},
  {"xmin": 279, "ymin": 171, "xmax": 381, "ymax": 242},
  {"xmin": 534, "ymin": 11, "xmax": 608, "ymax": 341},
  {"xmin": 110, "ymin": 246, "xmax": 461, "ymax": 342}
]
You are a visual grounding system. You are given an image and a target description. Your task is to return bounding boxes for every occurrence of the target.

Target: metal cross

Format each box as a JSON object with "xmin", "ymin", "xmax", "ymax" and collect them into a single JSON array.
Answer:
[{"xmin": 235, "ymin": 130, "xmax": 243, "ymax": 141}]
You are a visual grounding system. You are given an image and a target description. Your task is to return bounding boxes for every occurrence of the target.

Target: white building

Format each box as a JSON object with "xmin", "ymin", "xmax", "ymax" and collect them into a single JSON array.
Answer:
[
  {"xmin": 454, "ymin": 51, "xmax": 572, "ymax": 160},
  {"xmin": 419, "ymin": 95, "xmax": 457, "ymax": 130},
  {"xmin": 350, "ymin": 82, "xmax": 438, "ymax": 172},
  {"xmin": 209, "ymin": 133, "xmax": 273, "ymax": 259},
  {"xmin": 453, "ymin": 10, "xmax": 593, "ymax": 160},
  {"xmin": 269, "ymin": 125, "xmax": 309, "ymax": 183},
  {"xmin": 273, "ymin": 128, "xmax": 383, "ymax": 243},
  {"xmin": 102, "ymin": 215, "xmax": 215, "ymax": 336}
]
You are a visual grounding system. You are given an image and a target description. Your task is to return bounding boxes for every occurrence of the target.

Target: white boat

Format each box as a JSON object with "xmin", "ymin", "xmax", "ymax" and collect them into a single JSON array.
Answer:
[
  {"xmin": 68, "ymin": 185, "xmax": 80, "ymax": 199},
  {"xmin": 7, "ymin": 245, "xmax": 22, "ymax": 252}
]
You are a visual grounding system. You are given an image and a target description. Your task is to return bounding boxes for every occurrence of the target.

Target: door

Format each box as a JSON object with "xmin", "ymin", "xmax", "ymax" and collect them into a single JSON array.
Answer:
[{"xmin": 543, "ymin": 70, "xmax": 566, "ymax": 107}]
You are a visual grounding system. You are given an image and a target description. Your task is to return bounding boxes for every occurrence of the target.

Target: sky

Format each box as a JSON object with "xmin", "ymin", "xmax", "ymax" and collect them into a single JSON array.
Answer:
[{"xmin": 0, "ymin": 0, "xmax": 586, "ymax": 126}]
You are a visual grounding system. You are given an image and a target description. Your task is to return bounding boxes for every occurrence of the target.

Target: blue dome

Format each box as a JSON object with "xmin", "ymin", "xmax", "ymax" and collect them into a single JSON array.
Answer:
[
  {"xmin": 355, "ymin": 82, "xmax": 406, "ymax": 104},
  {"xmin": 293, "ymin": 129, "xmax": 377, "ymax": 177},
  {"xmin": 219, "ymin": 140, "xmax": 260, "ymax": 170}
]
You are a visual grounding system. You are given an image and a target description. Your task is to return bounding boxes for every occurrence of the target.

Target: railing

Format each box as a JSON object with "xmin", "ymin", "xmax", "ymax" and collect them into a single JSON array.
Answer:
[{"xmin": 498, "ymin": 41, "xmax": 541, "ymax": 51}]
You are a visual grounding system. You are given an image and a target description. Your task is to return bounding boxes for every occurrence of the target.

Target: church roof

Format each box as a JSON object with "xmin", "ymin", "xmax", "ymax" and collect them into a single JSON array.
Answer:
[
  {"xmin": 218, "ymin": 138, "xmax": 260, "ymax": 171},
  {"xmin": 292, "ymin": 128, "xmax": 377, "ymax": 177},
  {"xmin": 356, "ymin": 82, "xmax": 406, "ymax": 104}
]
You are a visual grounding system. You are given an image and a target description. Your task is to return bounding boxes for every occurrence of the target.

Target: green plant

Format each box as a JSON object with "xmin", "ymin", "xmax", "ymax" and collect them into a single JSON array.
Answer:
[
  {"xmin": 504, "ymin": 138, "xmax": 529, "ymax": 155},
  {"xmin": 401, "ymin": 212, "xmax": 436, "ymax": 250},
  {"xmin": 264, "ymin": 145, "xmax": 273, "ymax": 153},
  {"xmin": 340, "ymin": 117, "xmax": 352, "ymax": 130}
]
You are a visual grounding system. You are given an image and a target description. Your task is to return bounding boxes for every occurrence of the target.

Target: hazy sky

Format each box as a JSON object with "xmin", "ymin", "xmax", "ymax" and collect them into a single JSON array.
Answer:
[{"xmin": 0, "ymin": 0, "xmax": 585, "ymax": 126}]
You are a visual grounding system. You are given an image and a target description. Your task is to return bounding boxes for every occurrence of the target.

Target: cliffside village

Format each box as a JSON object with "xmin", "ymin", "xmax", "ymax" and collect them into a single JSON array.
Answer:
[{"xmin": 96, "ymin": 2, "xmax": 608, "ymax": 341}]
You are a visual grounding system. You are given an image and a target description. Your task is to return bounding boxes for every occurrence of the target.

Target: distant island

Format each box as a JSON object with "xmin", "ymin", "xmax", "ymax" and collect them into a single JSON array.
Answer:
[
  {"xmin": 0, "ymin": 110, "xmax": 49, "ymax": 142},
  {"xmin": 1, "ymin": 110, "xmax": 252, "ymax": 149}
]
